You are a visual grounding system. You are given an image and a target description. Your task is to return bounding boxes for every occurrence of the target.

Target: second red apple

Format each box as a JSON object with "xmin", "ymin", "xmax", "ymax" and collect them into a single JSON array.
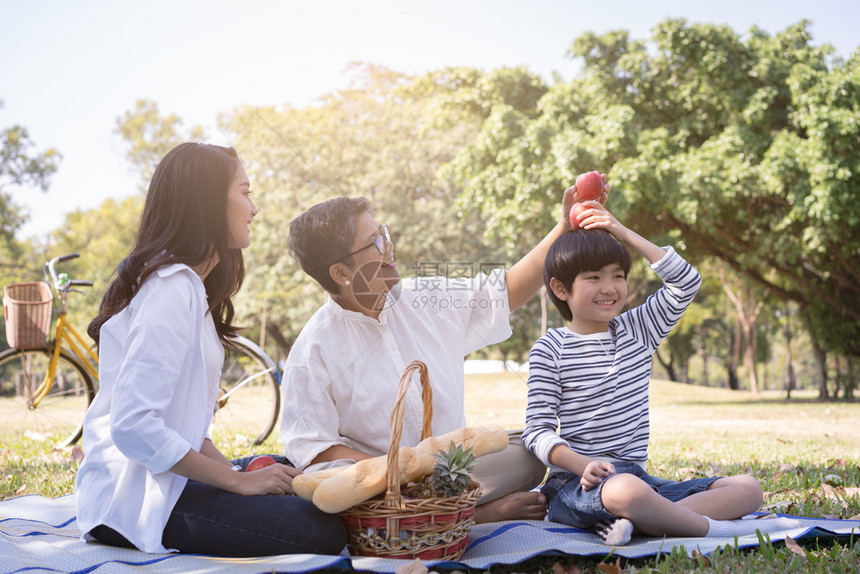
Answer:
[
  {"xmin": 245, "ymin": 455, "xmax": 277, "ymax": 472},
  {"xmin": 575, "ymin": 171, "xmax": 603, "ymax": 201},
  {"xmin": 569, "ymin": 203, "xmax": 590, "ymax": 228}
]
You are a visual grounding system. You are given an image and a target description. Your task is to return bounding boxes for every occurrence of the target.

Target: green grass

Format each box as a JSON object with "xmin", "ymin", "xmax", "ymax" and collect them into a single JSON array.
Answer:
[{"xmin": 1, "ymin": 375, "xmax": 858, "ymax": 572}]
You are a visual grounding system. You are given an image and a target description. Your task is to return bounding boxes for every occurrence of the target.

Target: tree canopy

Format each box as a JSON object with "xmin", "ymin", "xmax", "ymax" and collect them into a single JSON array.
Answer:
[
  {"xmin": 446, "ymin": 19, "xmax": 860, "ymax": 357},
  {"xmin": 25, "ymin": 19, "xmax": 856, "ymax": 395}
]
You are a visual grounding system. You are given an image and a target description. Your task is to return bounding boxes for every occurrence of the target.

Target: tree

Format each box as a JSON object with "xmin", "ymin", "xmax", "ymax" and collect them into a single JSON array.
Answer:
[
  {"xmin": 0, "ymin": 100, "xmax": 63, "ymax": 341},
  {"xmin": 584, "ymin": 21, "xmax": 860, "ymax": 358},
  {"xmin": 0, "ymin": 99, "xmax": 62, "ymax": 263},
  {"xmin": 47, "ymin": 196, "xmax": 143, "ymax": 332},
  {"xmin": 718, "ymin": 266, "xmax": 773, "ymax": 393},
  {"xmin": 442, "ymin": 20, "xmax": 860, "ymax": 377},
  {"xmin": 115, "ymin": 99, "xmax": 204, "ymax": 192},
  {"xmin": 220, "ymin": 64, "xmax": 502, "ymax": 359}
]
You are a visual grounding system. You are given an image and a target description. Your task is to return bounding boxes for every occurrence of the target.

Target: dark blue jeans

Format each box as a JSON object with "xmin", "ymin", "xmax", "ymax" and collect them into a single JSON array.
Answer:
[
  {"xmin": 541, "ymin": 461, "xmax": 720, "ymax": 529},
  {"xmin": 89, "ymin": 455, "xmax": 347, "ymax": 557}
]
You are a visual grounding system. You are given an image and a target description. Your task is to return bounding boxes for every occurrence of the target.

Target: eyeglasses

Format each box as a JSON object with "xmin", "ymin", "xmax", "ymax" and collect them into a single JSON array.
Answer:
[{"xmin": 336, "ymin": 224, "xmax": 391, "ymax": 263}]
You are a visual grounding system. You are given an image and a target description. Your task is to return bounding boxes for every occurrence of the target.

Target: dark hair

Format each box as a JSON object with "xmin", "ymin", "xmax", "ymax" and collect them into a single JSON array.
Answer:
[
  {"xmin": 288, "ymin": 196, "xmax": 372, "ymax": 294},
  {"xmin": 88, "ymin": 142, "xmax": 245, "ymax": 345},
  {"xmin": 544, "ymin": 229, "xmax": 632, "ymax": 322}
]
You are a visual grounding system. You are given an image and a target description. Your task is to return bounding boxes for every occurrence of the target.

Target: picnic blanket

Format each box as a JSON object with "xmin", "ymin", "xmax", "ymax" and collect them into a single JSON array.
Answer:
[{"xmin": 2, "ymin": 494, "xmax": 858, "ymax": 574}]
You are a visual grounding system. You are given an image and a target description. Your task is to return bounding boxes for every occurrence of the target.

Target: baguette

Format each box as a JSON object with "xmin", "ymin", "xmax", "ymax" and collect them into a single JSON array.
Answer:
[
  {"xmin": 292, "ymin": 466, "xmax": 347, "ymax": 500},
  {"xmin": 309, "ymin": 424, "xmax": 508, "ymax": 513}
]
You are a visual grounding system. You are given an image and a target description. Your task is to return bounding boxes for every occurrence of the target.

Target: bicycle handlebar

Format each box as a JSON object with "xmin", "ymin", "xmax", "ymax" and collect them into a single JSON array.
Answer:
[{"xmin": 44, "ymin": 253, "xmax": 92, "ymax": 293}]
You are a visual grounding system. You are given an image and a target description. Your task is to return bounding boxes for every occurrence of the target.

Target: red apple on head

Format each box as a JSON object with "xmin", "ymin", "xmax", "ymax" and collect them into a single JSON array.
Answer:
[
  {"xmin": 575, "ymin": 171, "xmax": 603, "ymax": 201},
  {"xmin": 245, "ymin": 455, "xmax": 276, "ymax": 472},
  {"xmin": 569, "ymin": 203, "xmax": 590, "ymax": 228}
]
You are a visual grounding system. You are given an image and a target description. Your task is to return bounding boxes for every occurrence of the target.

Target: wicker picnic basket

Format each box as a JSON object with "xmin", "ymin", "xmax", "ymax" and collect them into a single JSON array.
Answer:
[
  {"xmin": 340, "ymin": 360, "xmax": 482, "ymax": 561},
  {"xmin": 3, "ymin": 282, "xmax": 53, "ymax": 349}
]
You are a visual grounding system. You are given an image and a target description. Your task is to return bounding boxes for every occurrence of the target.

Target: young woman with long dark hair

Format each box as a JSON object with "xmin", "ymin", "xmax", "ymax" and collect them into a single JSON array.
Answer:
[{"xmin": 75, "ymin": 142, "xmax": 346, "ymax": 557}]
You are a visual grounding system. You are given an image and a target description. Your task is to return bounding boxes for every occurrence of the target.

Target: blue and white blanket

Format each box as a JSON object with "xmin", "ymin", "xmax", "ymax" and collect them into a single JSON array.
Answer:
[{"xmin": 1, "ymin": 495, "xmax": 857, "ymax": 573}]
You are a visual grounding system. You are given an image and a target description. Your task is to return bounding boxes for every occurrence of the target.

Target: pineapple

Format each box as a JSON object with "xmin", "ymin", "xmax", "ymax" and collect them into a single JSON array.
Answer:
[{"xmin": 428, "ymin": 440, "xmax": 476, "ymax": 498}]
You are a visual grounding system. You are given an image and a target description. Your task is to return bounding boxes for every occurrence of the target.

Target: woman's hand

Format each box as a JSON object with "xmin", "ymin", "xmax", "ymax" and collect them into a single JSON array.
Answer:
[
  {"xmin": 235, "ymin": 463, "xmax": 302, "ymax": 496},
  {"xmin": 580, "ymin": 460, "xmax": 615, "ymax": 491}
]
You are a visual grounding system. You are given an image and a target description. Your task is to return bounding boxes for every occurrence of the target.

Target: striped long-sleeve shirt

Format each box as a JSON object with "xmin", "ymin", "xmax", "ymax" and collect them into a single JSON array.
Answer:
[{"xmin": 522, "ymin": 247, "xmax": 701, "ymax": 472}]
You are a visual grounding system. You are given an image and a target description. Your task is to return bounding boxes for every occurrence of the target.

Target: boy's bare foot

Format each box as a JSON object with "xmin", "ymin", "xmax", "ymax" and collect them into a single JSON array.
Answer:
[
  {"xmin": 475, "ymin": 491, "xmax": 547, "ymax": 523},
  {"xmin": 596, "ymin": 517, "xmax": 634, "ymax": 545}
]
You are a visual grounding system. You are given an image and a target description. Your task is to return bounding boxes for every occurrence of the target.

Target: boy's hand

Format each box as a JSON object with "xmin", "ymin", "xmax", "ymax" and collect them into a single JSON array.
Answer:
[
  {"xmin": 580, "ymin": 460, "xmax": 616, "ymax": 491},
  {"xmin": 577, "ymin": 200, "xmax": 668, "ymax": 264},
  {"xmin": 576, "ymin": 202, "xmax": 630, "ymax": 241}
]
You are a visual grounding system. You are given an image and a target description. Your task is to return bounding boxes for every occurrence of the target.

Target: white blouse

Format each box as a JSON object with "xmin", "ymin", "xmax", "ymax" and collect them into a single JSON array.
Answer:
[
  {"xmin": 75, "ymin": 264, "xmax": 223, "ymax": 553},
  {"xmin": 280, "ymin": 269, "xmax": 512, "ymax": 472}
]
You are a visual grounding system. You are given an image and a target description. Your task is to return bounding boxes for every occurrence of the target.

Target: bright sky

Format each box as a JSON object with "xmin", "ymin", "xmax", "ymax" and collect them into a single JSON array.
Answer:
[{"xmin": 2, "ymin": 0, "xmax": 857, "ymax": 239}]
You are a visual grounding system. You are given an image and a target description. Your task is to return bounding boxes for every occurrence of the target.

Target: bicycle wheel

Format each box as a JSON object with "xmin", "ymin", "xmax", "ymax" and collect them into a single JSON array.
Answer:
[
  {"xmin": 210, "ymin": 336, "xmax": 281, "ymax": 447},
  {"xmin": 0, "ymin": 347, "xmax": 96, "ymax": 448}
]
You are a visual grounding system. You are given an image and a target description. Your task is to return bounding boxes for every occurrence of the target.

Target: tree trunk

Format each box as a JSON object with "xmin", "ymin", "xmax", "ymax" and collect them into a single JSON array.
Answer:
[
  {"xmin": 720, "ymin": 266, "xmax": 771, "ymax": 394},
  {"xmin": 742, "ymin": 325, "xmax": 759, "ymax": 394},
  {"xmin": 265, "ymin": 323, "xmax": 295, "ymax": 363},
  {"xmin": 655, "ymin": 349, "xmax": 678, "ymax": 382},
  {"xmin": 698, "ymin": 325, "xmax": 710, "ymax": 387},
  {"xmin": 726, "ymin": 318, "xmax": 742, "ymax": 390},
  {"xmin": 810, "ymin": 338, "xmax": 829, "ymax": 400},
  {"xmin": 783, "ymin": 305, "xmax": 796, "ymax": 399},
  {"xmin": 846, "ymin": 356, "xmax": 857, "ymax": 401}
]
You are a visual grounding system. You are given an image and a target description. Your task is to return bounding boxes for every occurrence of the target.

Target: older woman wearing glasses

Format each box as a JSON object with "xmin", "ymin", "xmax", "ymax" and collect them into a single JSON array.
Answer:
[{"xmin": 282, "ymin": 187, "xmax": 604, "ymax": 522}]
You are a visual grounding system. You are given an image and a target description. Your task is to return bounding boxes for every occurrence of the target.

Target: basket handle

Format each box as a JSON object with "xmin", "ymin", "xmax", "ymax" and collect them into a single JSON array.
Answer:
[{"xmin": 383, "ymin": 360, "xmax": 433, "ymax": 507}]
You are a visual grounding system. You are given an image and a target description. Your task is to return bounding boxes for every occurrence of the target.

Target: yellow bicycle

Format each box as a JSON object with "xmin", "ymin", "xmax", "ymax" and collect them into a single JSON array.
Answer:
[
  {"xmin": 0, "ymin": 254, "xmax": 283, "ymax": 449},
  {"xmin": 0, "ymin": 254, "xmax": 97, "ymax": 448}
]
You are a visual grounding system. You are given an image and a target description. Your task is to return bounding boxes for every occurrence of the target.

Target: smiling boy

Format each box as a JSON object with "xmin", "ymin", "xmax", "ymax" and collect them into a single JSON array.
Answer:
[{"xmin": 522, "ymin": 202, "xmax": 800, "ymax": 545}]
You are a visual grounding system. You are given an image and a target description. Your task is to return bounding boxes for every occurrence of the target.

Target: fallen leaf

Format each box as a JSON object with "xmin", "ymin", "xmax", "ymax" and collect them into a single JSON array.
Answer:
[
  {"xmin": 762, "ymin": 500, "xmax": 794, "ymax": 512},
  {"xmin": 779, "ymin": 463, "xmax": 796, "ymax": 473},
  {"xmin": 552, "ymin": 562, "xmax": 582, "ymax": 574},
  {"xmin": 844, "ymin": 487, "xmax": 860, "ymax": 498},
  {"xmin": 395, "ymin": 558, "xmax": 428, "ymax": 574},
  {"xmin": 596, "ymin": 558, "xmax": 621, "ymax": 574},
  {"xmin": 785, "ymin": 536, "xmax": 807, "ymax": 557},
  {"xmin": 821, "ymin": 483, "xmax": 838, "ymax": 498},
  {"xmin": 822, "ymin": 514, "xmax": 841, "ymax": 520},
  {"xmin": 849, "ymin": 514, "xmax": 860, "ymax": 520},
  {"xmin": 677, "ymin": 467, "xmax": 697, "ymax": 479},
  {"xmin": 691, "ymin": 550, "xmax": 711, "ymax": 567}
]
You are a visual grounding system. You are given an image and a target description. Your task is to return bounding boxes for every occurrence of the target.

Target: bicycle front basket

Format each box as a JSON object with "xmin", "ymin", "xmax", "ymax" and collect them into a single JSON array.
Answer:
[{"xmin": 3, "ymin": 282, "xmax": 53, "ymax": 349}]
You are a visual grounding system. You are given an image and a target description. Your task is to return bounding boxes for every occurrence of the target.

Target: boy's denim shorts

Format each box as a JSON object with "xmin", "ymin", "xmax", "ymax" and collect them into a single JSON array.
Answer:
[{"xmin": 541, "ymin": 462, "xmax": 720, "ymax": 529}]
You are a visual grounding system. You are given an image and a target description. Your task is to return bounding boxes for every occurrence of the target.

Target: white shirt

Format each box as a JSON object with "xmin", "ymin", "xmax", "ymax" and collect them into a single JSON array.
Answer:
[
  {"xmin": 280, "ymin": 269, "xmax": 512, "ymax": 472},
  {"xmin": 74, "ymin": 264, "xmax": 223, "ymax": 554}
]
